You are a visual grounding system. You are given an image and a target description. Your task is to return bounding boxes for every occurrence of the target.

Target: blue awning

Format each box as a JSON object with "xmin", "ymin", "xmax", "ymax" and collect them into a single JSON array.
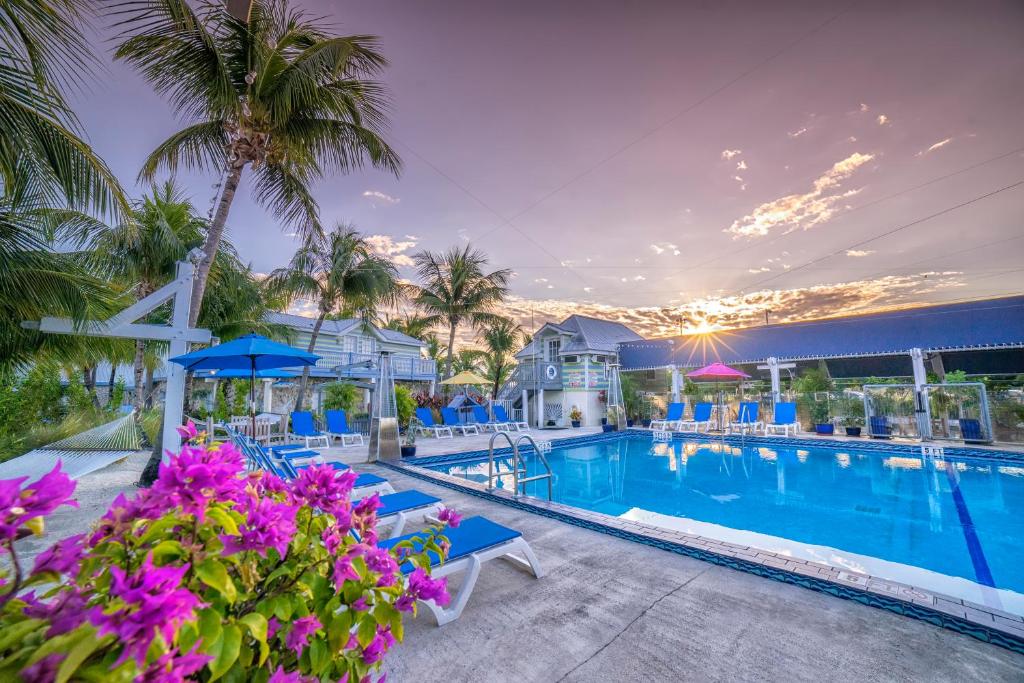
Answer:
[{"xmin": 619, "ymin": 296, "xmax": 1024, "ymax": 370}]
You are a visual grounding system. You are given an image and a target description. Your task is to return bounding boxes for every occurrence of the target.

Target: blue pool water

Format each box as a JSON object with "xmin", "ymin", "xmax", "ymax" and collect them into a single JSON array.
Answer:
[{"xmin": 425, "ymin": 434, "xmax": 1024, "ymax": 610}]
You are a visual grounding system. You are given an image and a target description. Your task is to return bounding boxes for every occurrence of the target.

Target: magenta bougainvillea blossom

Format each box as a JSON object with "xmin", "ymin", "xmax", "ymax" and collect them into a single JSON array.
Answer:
[{"xmin": 0, "ymin": 420, "xmax": 455, "ymax": 681}]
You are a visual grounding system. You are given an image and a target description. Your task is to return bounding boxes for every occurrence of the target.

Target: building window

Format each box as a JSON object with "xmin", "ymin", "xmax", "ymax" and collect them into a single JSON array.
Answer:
[
  {"xmin": 358, "ymin": 337, "xmax": 375, "ymax": 355},
  {"xmin": 546, "ymin": 338, "xmax": 561, "ymax": 362},
  {"xmin": 645, "ymin": 370, "xmax": 656, "ymax": 380},
  {"xmin": 343, "ymin": 336, "xmax": 356, "ymax": 353},
  {"xmin": 564, "ymin": 355, "xmax": 578, "ymax": 364}
]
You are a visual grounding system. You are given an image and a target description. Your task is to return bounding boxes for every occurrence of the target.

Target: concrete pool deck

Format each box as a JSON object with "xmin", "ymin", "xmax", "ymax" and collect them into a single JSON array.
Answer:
[{"xmin": 16, "ymin": 430, "xmax": 1024, "ymax": 681}]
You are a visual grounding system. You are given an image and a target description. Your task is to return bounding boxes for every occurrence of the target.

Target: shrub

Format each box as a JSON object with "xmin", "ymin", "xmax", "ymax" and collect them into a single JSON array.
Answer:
[
  {"xmin": 323, "ymin": 383, "xmax": 360, "ymax": 414},
  {"xmin": 395, "ymin": 386, "xmax": 416, "ymax": 430},
  {"xmin": 0, "ymin": 422, "xmax": 458, "ymax": 681}
]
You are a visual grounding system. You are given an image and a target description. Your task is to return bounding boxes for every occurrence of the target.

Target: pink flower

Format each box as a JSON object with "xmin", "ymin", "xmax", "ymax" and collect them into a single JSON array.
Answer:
[
  {"xmin": 267, "ymin": 616, "xmax": 280, "ymax": 640},
  {"xmin": 219, "ymin": 496, "xmax": 297, "ymax": 558},
  {"xmin": 0, "ymin": 463, "xmax": 77, "ymax": 542},
  {"xmin": 403, "ymin": 567, "xmax": 450, "ymax": 608},
  {"xmin": 90, "ymin": 554, "xmax": 205, "ymax": 665},
  {"xmin": 437, "ymin": 506, "xmax": 461, "ymax": 528},
  {"xmin": 135, "ymin": 644, "xmax": 211, "ymax": 683},
  {"xmin": 284, "ymin": 615, "xmax": 322, "ymax": 656},
  {"xmin": 291, "ymin": 464, "xmax": 356, "ymax": 516},
  {"xmin": 20, "ymin": 653, "xmax": 64, "ymax": 683},
  {"xmin": 352, "ymin": 494, "xmax": 380, "ymax": 544},
  {"xmin": 150, "ymin": 442, "xmax": 246, "ymax": 522},
  {"xmin": 268, "ymin": 666, "xmax": 315, "ymax": 683},
  {"xmin": 30, "ymin": 533, "xmax": 84, "ymax": 577},
  {"xmin": 23, "ymin": 586, "xmax": 88, "ymax": 637},
  {"xmin": 175, "ymin": 420, "xmax": 198, "ymax": 442},
  {"xmin": 365, "ymin": 546, "xmax": 399, "ymax": 587}
]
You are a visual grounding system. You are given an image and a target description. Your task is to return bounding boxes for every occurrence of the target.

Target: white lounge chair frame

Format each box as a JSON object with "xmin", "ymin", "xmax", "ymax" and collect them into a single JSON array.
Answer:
[
  {"xmin": 764, "ymin": 421, "xmax": 801, "ymax": 437},
  {"xmin": 378, "ymin": 501, "xmax": 443, "ymax": 539},
  {"xmin": 289, "ymin": 431, "xmax": 330, "ymax": 449},
  {"xmin": 727, "ymin": 419, "xmax": 763, "ymax": 435},
  {"xmin": 449, "ymin": 422, "xmax": 480, "ymax": 435},
  {"xmin": 416, "ymin": 423, "xmax": 454, "ymax": 439},
  {"xmin": 326, "ymin": 430, "xmax": 364, "ymax": 447}
]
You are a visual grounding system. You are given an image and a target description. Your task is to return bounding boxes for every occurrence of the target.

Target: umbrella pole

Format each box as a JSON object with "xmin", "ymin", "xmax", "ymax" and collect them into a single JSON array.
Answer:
[{"xmin": 250, "ymin": 360, "xmax": 257, "ymax": 440}]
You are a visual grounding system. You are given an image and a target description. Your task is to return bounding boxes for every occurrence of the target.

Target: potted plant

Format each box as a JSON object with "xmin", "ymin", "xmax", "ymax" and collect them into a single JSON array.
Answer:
[
  {"xmin": 569, "ymin": 406, "xmax": 583, "ymax": 428},
  {"xmin": 401, "ymin": 417, "xmax": 419, "ymax": 457},
  {"xmin": 811, "ymin": 399, "xmax": 833, "ymax": 435},
  {"xmin": 841, "ymin": 415, "xmax": 863, "ymax": 437}
]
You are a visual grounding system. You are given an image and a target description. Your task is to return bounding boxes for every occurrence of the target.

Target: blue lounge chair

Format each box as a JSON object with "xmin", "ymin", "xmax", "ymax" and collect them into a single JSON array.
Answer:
[
  {"xmin": 378, "ymin": 516, "xmax": 543, "ymax": 625},
  {"xmin": 324, "ymin": 409, "xmax": 364, "ymax": 447},
  {"xmin": 650, "ymin": 402, "xmax": 685, "ymax": 431},
  {"xmin": 764, "ymin": 402, "xmax": 801, "ymax": 437},
  {"xmin": 472, "ymin": 405, "xmax": 512, "ymax": 432},
  {"xmin": 442, "ymin": 408, "xmax": 479, "ymax": 435},
  {"xmin": 493, "ymin": 405, "xmax": 528, "ymax": 431},
  {"xmin": 869, "ymin": 415, "xmax": 892, "ymax": 439},
  {"xmin": 367, "ymin": 490, "xmax": 443, "ymax": 538},
  {"xmin": 242, "ymin": 441, "xmax": 393, "ymax": 496},
  {"xmin": 289, "ymin": 411, "xmax": 330, "ymax": 448},
  {"xmin": 678, "ymin": 403, "xmax": 713, "ymax": 433},
  {"xmin": 959, "ymin": 418, "xmax": 985, "ymax": 443},
  {"xmin": 415, "ymin": 408, "xmax": 453, "ymax": 439},
  {"xmin": 728, "ymin": 402, "xmax": 762, "ymax": 434}
]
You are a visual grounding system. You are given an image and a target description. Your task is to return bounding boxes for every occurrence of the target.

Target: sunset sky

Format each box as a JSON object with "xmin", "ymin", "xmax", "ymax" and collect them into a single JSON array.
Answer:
[{"xmin": 77, "ymin": 0, "xmax": 1024, "ymax": 339}]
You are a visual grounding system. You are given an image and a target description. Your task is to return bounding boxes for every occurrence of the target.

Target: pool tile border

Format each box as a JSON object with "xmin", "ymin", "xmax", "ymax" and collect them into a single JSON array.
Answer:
[{"xmin": 384, "ymin": 438, "xmax": 1024, "ymax": 654}]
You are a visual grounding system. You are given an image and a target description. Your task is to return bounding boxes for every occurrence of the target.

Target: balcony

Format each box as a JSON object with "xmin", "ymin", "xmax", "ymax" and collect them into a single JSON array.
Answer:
[
  {"xmin": 308, "ymin": 350, "xmax": 436, "ymax": 380},
  {"xmin": 513, "ymin": 362, "xmax": 562, "ymax": 390}
]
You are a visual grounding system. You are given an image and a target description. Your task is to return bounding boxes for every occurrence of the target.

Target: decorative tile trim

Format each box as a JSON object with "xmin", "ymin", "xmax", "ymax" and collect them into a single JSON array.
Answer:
[{"xmin": 381, "ymin": 457, "xmax": 1024, "ymax": 655}]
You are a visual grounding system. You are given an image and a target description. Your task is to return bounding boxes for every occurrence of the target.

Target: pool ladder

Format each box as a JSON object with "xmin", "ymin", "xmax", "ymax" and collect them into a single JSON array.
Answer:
[{"xmin": 485, "ymin": 432, "xmax": 553, "ymax": 500}]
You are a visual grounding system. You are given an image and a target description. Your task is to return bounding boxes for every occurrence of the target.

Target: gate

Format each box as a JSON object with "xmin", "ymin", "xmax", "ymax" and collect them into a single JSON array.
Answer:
[
  {"xmin": 922, "ymin": 382, "xmax": 993, "ymax": 443},
  {"xmin": 863, "ymin": 384, "xmax": 920, "ymax": 439}
]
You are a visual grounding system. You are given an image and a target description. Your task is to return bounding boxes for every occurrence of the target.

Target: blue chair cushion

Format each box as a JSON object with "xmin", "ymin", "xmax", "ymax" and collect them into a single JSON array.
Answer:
[
  {"xmin": 372, "ymin": 490, "xmax": 441, "ymax": 517},
  {"xmin": 379, "ymin": 516, "xmax": 522, "ymax": 571}
]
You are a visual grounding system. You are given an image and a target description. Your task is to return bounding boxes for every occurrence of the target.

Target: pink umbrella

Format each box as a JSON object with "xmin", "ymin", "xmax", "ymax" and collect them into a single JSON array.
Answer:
[{"xmin": 685, "ymin": 362, "xmax": 750, "ymax": 431}]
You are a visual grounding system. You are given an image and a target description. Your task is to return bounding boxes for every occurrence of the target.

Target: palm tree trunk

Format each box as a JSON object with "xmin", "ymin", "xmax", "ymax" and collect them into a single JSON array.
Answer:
[
  {"xmin": 106, "ymin": 362, "xmax": 117, "ymax": 406},
  {"xmin": 144, "ymin": 367, "xmax": 154, "ymax": 409},
  {"xmin": 132, "ymin": 340, "xmax": 145, "ymax": 412},
  {"xmin": 294, "ymin": 312, "xmax": 326, "ymax": 413},
  {"xmin": 188, "ymin": 162, "xmax": 244, "ymax": 327},
  {"xmin": 444, "ymin": 323, "xmax": 457, "ymax": 379},
  {"xmin": 83, "ymin": 366, "xmax": 100, "ymax": 408}
]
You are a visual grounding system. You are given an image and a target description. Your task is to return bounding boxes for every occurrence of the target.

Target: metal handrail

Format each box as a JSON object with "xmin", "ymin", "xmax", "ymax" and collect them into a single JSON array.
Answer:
[
  {"xmin": 514, "ymin": 434, "xmax": 553, "ymax": 501},
  {"xmin": 485, "ymin": 431, "xmax": 553, "ymax": 500},
  {"xmin": 486, "ymin": 431, "xmax": 518, "ymax": 491}
]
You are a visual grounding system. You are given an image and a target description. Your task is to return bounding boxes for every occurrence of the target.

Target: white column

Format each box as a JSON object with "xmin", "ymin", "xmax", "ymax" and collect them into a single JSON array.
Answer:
[
  {"xmin": 262, "ymin": 379, "xmax": 273, "ymax": 413},
  {"xmin": 521, "ymin": 388, "xmax": 529, "ymax": 426},
  {"xmin": 767, "ymin": 356, "xmax": 781, "ymax": 404},
  {"xmin": 161, "ymin": 261, "xmax": 194, "ymax": 460},
  {"xmin": 670, "ymin": 367, "xmax": 681, "ymax": 402},
  {"xmin": 537, "ymin": 388, "xmax": 545, "ymax": 427},
  {"xmin": 910, "ymin": 347, "xmax": 932, "ymax": 439}
]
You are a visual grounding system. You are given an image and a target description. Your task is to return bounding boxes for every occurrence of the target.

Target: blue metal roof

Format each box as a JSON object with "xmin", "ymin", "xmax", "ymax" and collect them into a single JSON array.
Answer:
[{"xmin": 618, "ymin": 296, "xmax": 1024, "ymax": 370}]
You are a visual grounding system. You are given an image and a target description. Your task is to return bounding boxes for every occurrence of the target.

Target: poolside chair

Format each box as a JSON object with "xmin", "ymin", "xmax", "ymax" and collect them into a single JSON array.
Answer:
[
  {"xmin": 764, "ymin": 402, "xmax": 801, "ymax": 437},
  {"xmin": 728, "ymin": 402, "xmax": 762, "ymax": 434},
  {"xmin": 650, "ymin": 402, "xmax": 685, "ymax": 431},
  {"xmin": 324, "ymin": 409, "xmax": 364, "ymax": 447},
  {"xmin": 493, "ymin": 405, "xmax": 529, "ymax": 431},
  {"xmin": 378, "ymin": 516, "xmax": 544, "ymax": 626},
  {"xmin": 678, "ymin": 403, "xmax": 713, "ymax": 433},
  {"xmin": 868, "ymin": 415, "xmax": 892, "ymax": 439},
  {"xmin": 472, "ymin": 405, "xmax": 512, "ymax": 432},
  {"xmin": 289, "ymin": 411, "xmax": 330, "ymax": 449},
  {"xmin": 415, "ymin": 408, "xmax": 454, "ymax": 439},
  {"xmin": 244, "ymin": 442, "xmax": 393, "ymax": 496},
  {"xmin": 442, "ymin": 408, "xmax": 480, "ymax": 435},
  {"xmin": 959, "ymin": 418, "xmax": 985, "ymax": 444},
  {"xmin": 368, "ymin": 490, "xmax": 443, "ymax": 538}
]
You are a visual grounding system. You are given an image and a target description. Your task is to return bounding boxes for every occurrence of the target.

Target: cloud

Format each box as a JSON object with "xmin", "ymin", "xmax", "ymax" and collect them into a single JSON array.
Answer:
[
  {"xmin": 583, "ymin": 286, "xmax": 593, "ymax": 293},
  {"xmin": 650, "ymin": 242, "xmax": 680, "ymax": 256},
  {"xmin": 860, "ymin": 103, "xmax": 870, "ymax": 112},
  {"xmin": 362, "ymin": 190, "xmax": 400, "ymax": 206},
  {"xmin": 404, "ymin": 234, "xmax": 419, "ymax": 240},
  {"xmin": 725, "ymin": 152, "xmax": 875, "ymax": 238},
  {"xmin": 847, "ymin": 136, "xmax": 858, "ymax": 143},
  {"xmin": 721, "ymin": 149, "xmax": 742, "ymax": 160},
  {"xmin": 496, "ymin": 272, "xmax": 965, "ymax": 339},
  {"xmin": 845, "ymin": 249, "xmax": 875, "ymax": 257},
  {"xmin": 736, "ymin": 160, "xmax": 748, "ymax": 171},
  {"xmin": 788, "ymin": 127, "xmax": 808, "ymax": 138},
  {"xmin": 748, "ymin": 266, "xmax": 771, "ymax": 273},
  {"xmin": 284, "ymin": 232, "xmax": 299, "ymax": 238},
  {"xmin": 916, "ymin": 137, "xmax": 952, "ymax": 156},
  {"xmin": 876, "ymin": 114, "xmax": 889, "ymax": 126},
  {"xmin": 364, "ymin": 234, "xmax": 417, "ymax": 266},
  {"xmin": 533, "ymin": 277, "xmax": 549, "ymax": 283}
]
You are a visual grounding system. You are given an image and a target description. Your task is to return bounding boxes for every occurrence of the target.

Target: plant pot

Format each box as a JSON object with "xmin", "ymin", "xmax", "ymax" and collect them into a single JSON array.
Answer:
[
  {"xmin": 602, "ymin": 424, "xmax": 616, "ymax": 433},
  {"xmin": 600, "ymin": 417, "xmax": 608, "ymax": 426},
  {"xmin": 546, "ymin": 420, "xmax": 556, "ymax": 427},
  {"xmin": 815, "ymin": 424, "xmax": 834, "ymax": 435},
  {"xmin": 641, "ymin": 419, "xmax": 652, "ymax": 427},
  {"xmin": 571, "ymin": 420, "xmax": 581, "ymax": 428},
  {"xmin": 626, "ymin": 419, "xmax": 635, "ymax": 428},
  {"xmin": 400, "ymin": 445, "xmax": 416, "ymax": 458},
  {"xmin": 845, "ymin": 427, "xmax": 861, "ymax": 437}
]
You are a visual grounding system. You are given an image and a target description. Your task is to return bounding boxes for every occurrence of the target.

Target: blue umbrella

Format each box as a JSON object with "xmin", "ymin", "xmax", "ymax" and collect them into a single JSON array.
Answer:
[
  {"xmin": 196, "ymin": 368, "xmax": 299, "ymax": 379},
  {"xmin": 170, "ymin": 334, "xmax": 319, "ymax": 433}
]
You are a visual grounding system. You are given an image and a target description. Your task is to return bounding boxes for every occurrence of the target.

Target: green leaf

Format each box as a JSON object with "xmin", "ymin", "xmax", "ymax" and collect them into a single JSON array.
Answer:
[
  {"xmin": 0, "ymin": 620, "xmax": 45, "ymax": 651},
  {"xmin": 150, "ymin": 539, "xmax": 185, "ymax": 562},
  {"xmin": 56, "ymin": 630, "xmax": 104, "ymax": 683},
  {"xmin": 271, "ymin": 596, "xmax": 293, "ymax": 621},
  {"xmin": 308, "ymin": 638, "xmax": 329, "ymax": 673},
  {"xmin": 238, "ymin": 613, "xmax": 267, "ymax": 643},
  {"xmin": 197, "ymin": 609, "xmax": 224, "ymax": 651},
  {"xmin": 207, "ymin": 506, "xmax": 240, "ymax": 536},
  {"xmin": 356, "ymin": 616, "xmax": 376, "ymax": 648},
  {"xmin": 208, "ymin": 624, "xmax": 241, "ymax": 681},
  {"xmin": 195, "ymin": 559, "xmax": 238, "ymax": 603}
]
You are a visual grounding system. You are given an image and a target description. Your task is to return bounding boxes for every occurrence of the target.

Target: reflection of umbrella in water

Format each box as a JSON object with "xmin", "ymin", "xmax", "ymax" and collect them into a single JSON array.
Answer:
[
  {"xmin": 170, "ymin": 334, "xmax": 318, "ymax": 436},
  {"xmin": 685, "ymin": 362, "xmax": 750, "ymax": 432}
]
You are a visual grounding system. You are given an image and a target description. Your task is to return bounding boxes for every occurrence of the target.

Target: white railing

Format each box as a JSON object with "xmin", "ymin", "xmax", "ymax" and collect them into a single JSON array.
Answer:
[{"xmin": 311, "ymin": 350, "xmax": 436, "ymax": 378}]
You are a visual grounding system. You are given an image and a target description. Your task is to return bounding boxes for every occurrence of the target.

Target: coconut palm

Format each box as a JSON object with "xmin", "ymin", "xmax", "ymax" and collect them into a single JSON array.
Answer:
[
  {"xmin": 412, "ymin": 245, "xmax": 511, "ymax": 379},
  {"xmin": 266, "ymin": 225, "xmax": 399, "ymax": 411},
  {"xmin": 480, "ymin": 317, "xmax": 522, "ymax": 398},
  {"xmin": 383, "ymin": 312, "xmax": 435, "ymax": 340},
  {"xmin": 110, "ymin": 0, "xmax": 401, "ymax": 327}
]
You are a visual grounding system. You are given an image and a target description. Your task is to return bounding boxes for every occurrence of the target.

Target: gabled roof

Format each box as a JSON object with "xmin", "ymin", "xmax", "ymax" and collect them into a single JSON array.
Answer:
[
  {"xmin": 618, "ymin": 296, "xmax": 1024, "ymax": 370},
  {"xmin": 266, "ymin": 312, "xmax": 424, "ymax": 347},
  {"xmin": 516, "ymin": 314, "xmax": 642, "ymax": 358}
]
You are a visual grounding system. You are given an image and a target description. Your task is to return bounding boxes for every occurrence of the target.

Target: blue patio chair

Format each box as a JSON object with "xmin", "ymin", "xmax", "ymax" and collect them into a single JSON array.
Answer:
[
  {"xmin": 378, "ymin": 516, "xmax": 544, "ymax": 625},
  {"xmin": 650, "ymin": 402, "xmax": 685, "ymax": 431},
  {"xmin": 764, "ymin": 402, "xmax": 801, "ymax": 437},
  {"xmin": 289, "ymin": 411, "xmax": 330, "ymax": 449},
  {"xmin": 869, "ymin": 415, "xmax": 892, "ymax": 439},
  {"xmin": 678, "ymin": 403, "xmax": 714, "ymax": 433},
  {"xmin": 324, "ymin": 409, "xmax": 364, "ymax": 447},
  {"xmin": 472, "ymin": 405, "xmax": 512, "ymax": 432},
  {"xmin": 493, "ymin": 405, "xmax": 528, "ymax": 431},
  {"xmin": 415, "ymin": 408, "xmax": 453, "ymax": 439},
  {"xmin": 442, "ymin": 407, "xmax": 479, "ymax": 435},
  {"xmin": 368, "ymin": 490, "xmax": 443, "ymax": 538},
  {"xmin": 728, "ymin": 402, "xmax": 762, "ymax": 434},
  {"xmin": 243, "ymin": 440, "xmax": 394, "ymax": 496},
  {"xmin": 959, "ymin": 418, "xmax": 986, "ymax": 443}
]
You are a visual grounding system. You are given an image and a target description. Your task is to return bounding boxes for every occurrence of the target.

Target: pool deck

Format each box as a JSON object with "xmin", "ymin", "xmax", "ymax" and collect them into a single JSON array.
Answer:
[{"xmin": 18, "ymin": 430, "xmax": 1024, "ymax": 682}]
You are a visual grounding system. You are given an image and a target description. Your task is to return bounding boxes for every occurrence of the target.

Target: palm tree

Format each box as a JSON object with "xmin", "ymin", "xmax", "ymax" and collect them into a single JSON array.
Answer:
[
  {"xmin": 383, "ymin": 312, "xmax": 435, "ymax": 340},
  {"xmin": 412, "ymin": 245, "xmax": 511, "ymax": 379},
  {"xmin": 266, "ymin": 225, "xmax": 399, "ymax": 411},
  {"xmin": 111, "ymin": 0, "xmax": 401, "ymax": 327},
  {"xmin": 480, "ymin": 317, "xmax": 522, "ymax": 398}
]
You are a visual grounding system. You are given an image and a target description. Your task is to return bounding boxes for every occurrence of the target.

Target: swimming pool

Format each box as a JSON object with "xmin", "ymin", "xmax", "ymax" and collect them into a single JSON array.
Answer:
[{"xmin": 423, "ymin": 433, "xmax": 1024, "ymax": 615}]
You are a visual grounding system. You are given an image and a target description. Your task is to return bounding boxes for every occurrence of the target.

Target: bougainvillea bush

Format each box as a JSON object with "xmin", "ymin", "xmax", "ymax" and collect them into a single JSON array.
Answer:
[{"xmin": 0, "ymin": 422, "xmax": 455, "ymax": 682}]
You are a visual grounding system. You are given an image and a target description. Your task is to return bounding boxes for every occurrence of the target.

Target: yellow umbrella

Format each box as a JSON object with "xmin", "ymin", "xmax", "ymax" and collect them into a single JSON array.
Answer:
[{"xmin": 440, "ymin": 371, "xmax": 490, "ymax": 386}]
